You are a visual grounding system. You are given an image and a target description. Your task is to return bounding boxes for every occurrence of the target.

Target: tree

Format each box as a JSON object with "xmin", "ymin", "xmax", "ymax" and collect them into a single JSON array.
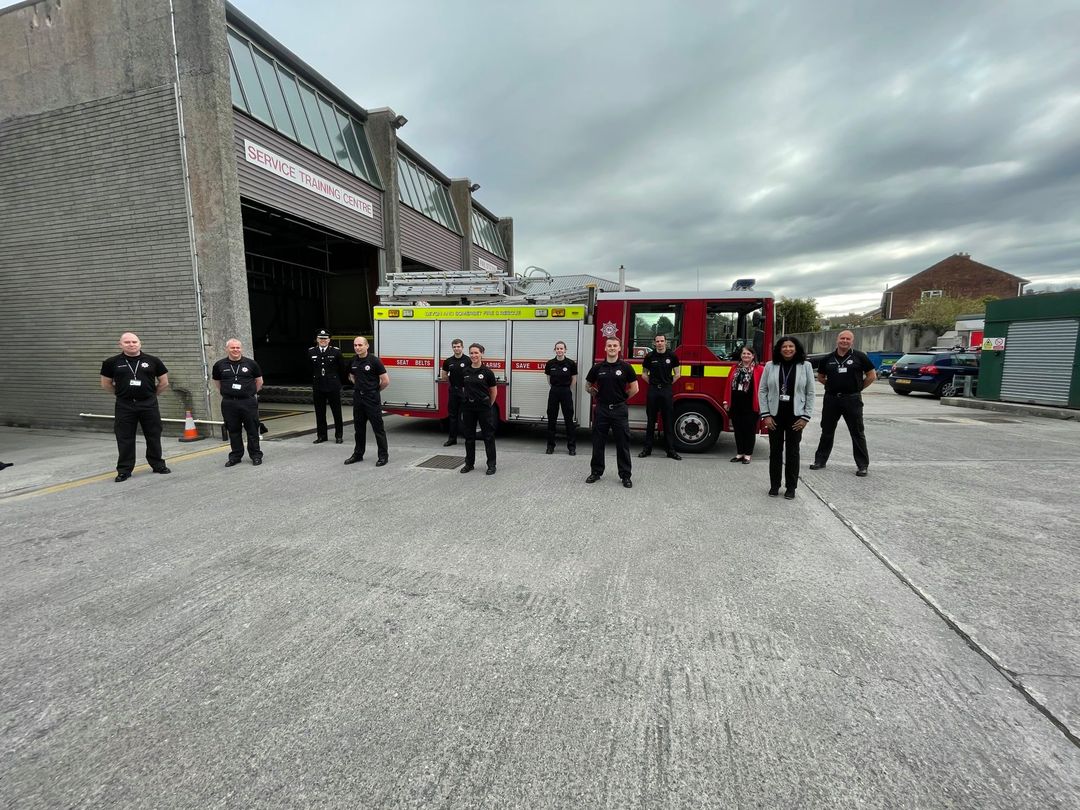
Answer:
[
  {"xmin": 827, "ymin": 311, "xmax": 884, "ymax": 329},
  {"xmin": 908, "ymin": 295, "xmax": 989, "ymax": 333},
  {"xmin": 776, "ymin": 297, "xmax": 821, "ymax": 334}
]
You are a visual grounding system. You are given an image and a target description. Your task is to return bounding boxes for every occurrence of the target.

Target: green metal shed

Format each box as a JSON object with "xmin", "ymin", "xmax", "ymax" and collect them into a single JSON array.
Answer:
[{"xmin": 978, "ymin": 291, "xmax": 1080, "ymax": 408}]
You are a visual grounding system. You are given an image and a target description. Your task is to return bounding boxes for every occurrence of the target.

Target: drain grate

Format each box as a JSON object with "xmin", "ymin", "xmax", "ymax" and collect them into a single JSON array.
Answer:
[{"xmin": 416, "ymin": 454, "xmax": 466, "ymax": 470}]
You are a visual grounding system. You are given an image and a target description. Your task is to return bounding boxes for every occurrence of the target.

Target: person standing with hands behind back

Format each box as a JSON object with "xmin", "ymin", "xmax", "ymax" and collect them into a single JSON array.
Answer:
[
  {"xmin": 585, "ymin": 337, "xmax": 639, "ymax": 488},
  {"xmin": 639, "ymin": 333, "xmax": 682, "ymax": 460},
  {"xmin": 308, "ymin": 330, "xmax": 346, "ymax": 445},
  {"xmin": 544, "ymin": 341, "xmax": 578, "ymax": 455},
  {"xmin": 758, "ymin": 336, "xmax": 815, "ymax": 499}
]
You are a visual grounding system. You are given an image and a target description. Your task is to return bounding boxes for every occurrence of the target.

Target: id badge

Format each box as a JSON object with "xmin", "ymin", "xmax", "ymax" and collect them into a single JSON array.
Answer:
[
  {"xmin": 129, "ymin": 379, "xmax": 142, "ymax": 387},
  {"xmin": 838, "ymin": 367, "xmax": 848, "ymax": 373},
  {"xmin": 231, "ymin": 383, "xmax": 242, "ymax": 390},
  {"xmin": 779, "ymin": 394, "xmax": 791, "ymax": 402}
]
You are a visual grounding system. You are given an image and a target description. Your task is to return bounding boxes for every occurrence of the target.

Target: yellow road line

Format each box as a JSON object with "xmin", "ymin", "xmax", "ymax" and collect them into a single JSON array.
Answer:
[{"xmin": 1, "ymin": 443, "xmax": 231, "ymax": 503}]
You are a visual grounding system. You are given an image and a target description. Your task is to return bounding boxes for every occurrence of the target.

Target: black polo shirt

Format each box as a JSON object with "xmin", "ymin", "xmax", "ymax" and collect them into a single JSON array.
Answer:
[
  {"xmin": 642, "ymin": 350, "xmax": 679, "ymax": 387},
  {"xmin": 461, "ymin": 365, "xmax": 497, "ymax": 404},
  {"xmin": 350, "ymin": 354, "xmax": 387, "ymax": 394},
  {"xmin": 586, "ymin": 359, "xmax": 637, "ymax": 407},
  {"xmin": 442, "ymin": 354, "xmax": 470, "ymax": 386},
  {"xmin": 101, "ymin": 353, "xmax": 168, "ymax": 400},
  {"xmin": 544, "ymin": 357, "xmax": 578, "ymax": 388},
  {"xmin": 212, "ymin": 356, "xmax": 262, "ymax": 399},
  {"xmin": 820, "ymin": 349, "xmax": 874, "ymax": 395}
]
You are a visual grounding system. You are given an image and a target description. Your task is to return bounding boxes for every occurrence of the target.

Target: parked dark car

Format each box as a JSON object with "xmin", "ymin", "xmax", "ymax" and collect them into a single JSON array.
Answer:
[{"xmin": 889, "ymin": 351, "xmax": 979, "ymax": 397}]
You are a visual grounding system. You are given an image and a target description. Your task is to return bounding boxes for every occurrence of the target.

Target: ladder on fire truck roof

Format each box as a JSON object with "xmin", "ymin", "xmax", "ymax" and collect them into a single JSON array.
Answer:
[{"xmin": 376, "ymin": 270, "xmax": 598, "ymax": 305}]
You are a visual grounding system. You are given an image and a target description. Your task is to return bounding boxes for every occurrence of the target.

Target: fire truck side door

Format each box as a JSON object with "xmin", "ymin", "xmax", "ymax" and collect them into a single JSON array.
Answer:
[
  {"xmin": 508, "ymin": 321, "xmax": 581, "ymax": 422},
  {"xmin": 376, "ymin": 319, "xmax": 437, "ymax": 409}
]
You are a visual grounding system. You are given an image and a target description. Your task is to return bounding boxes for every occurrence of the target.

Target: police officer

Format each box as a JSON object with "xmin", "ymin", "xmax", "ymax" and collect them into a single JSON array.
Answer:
[
  {"xmin": 544, "ymin": 340, "xmax": 578, "ymax": 455},
  {"xmin": 212, "ymin": 338, "xmax": 264, "ymax": 467},
  {"xmin": 344, "ymin": 336, "xmax": 390, "ymax": 467},
  {"xmin": 639, "ymin": 333, "xmax": 682, "ymax": 460},
  {"xmin": 585, "ymin": 336, "xmax": 639, "ymax": 488},
  {"xmin": 440, "ymin": 338, "xmax": 469, "ymax": 446},
  {"xmin": 809, "ymin": 330, "xmax": 877, "ymax": 476},
  {"xmin": 308, "ymin": 329, "xmax": 346, "ymax": 444},
  {"xmin": 99, "ymin": 332, "xmax": 170, "ymax": 482},
  {"xmin": 459, "ymin": 343, "xmax": 498, "ymax": 475}
]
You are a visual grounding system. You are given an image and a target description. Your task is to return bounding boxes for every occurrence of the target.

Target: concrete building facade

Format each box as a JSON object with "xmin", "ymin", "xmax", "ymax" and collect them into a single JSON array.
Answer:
[
  {"xmin": 0, "ymin": 0, "xmax": 513, "ymax": 430},
  {"xmin": 879, "ymin": 253, "xmax": 1028, "ymax": 320}
]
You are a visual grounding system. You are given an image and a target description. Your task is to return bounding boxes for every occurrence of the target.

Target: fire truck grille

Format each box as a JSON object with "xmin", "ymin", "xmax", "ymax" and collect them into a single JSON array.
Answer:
[{"xmin": 415, "ymin": 454, "xmax": 467, "ymax": 470}]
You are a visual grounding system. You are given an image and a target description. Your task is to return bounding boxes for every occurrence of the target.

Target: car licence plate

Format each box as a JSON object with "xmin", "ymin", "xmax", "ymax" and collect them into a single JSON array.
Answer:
[{"xmin": 895, "ymin": 379, "xmax": 910, "ymax": 384}]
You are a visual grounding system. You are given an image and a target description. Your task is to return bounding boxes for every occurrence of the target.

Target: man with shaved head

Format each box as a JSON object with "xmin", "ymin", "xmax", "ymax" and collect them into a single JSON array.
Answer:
[
  {"xmin": 212, "ymin": 338, "xmax": 265, "ymax": 467},
  {"xmin": 99, "ymin": 332, "xmax": 170, "ymax": 482},
  {"xmin": 810, "ymin": 330, "xmax": 876, "ymax": 477},
  {"xmin": 344, "ymin": 336, "xmax": 390, "ymax": 467}
]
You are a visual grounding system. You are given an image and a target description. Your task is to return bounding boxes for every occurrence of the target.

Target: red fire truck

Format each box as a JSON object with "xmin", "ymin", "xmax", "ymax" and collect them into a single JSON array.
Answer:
[{"xmin": 373, "ymin": 288, "xmax": 774, "ymax": 452}]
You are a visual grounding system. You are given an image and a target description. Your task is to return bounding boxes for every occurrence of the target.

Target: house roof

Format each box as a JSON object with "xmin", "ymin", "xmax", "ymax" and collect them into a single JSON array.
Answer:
[{"xmin": 887, "ymin": 253, "xmax": 1029, "ymax": 289}]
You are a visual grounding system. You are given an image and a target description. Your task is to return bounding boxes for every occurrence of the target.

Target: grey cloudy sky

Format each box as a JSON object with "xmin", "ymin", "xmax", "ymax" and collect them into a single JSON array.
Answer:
[{"xmin": 235, "ymin": 0, "xmax": 1080, "ymax": 314}]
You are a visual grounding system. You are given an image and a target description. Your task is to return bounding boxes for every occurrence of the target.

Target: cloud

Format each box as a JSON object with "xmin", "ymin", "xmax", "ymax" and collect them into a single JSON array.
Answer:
[{"xmin": 235, "ymin": 0, "xmax": 1080, "ymax": 313}]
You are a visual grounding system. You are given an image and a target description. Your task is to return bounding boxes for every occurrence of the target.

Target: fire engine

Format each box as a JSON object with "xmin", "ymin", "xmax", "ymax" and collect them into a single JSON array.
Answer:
[{"xmin": 373, "ymin": 287, "xmax": 774, "ymax": 452}]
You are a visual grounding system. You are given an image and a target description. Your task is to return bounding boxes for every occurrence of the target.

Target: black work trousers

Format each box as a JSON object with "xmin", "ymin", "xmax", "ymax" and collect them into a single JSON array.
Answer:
[
  {"xmin": 447, "ymin": 388, "xmax": 463, "ymax": 441},
  {"xmin": 313, "ymin": 387, "xmax": 343, "ymax": 440},
  {"xmin": 352, "ymin": 391, "xmax": 388, "ymax": 461},
  {"xmin": 221, "ymin": 397, "xmax": 262, "ymax": 461},
  {"xmin": 729, "ymin": 396, "xmax": 759, "ymax": 456},
  {"xmin": 546, "ymin": 386, "xmax": 576, "ymax": 450},
  {"xmin": 114, "ymin": 396, "xmax": 164, "ymax": 475},
  {"xmin": 591, "ymin": 403, "xmax": 632, "ymax": 480},
  {"xmin": 768, "ymin": 411, "xmax": 802, "ymax": 491},
  {"xmin": 461, "ymin": 402, "xmax": 496, "ymax": 468},
  {"xmin": 814, "ymin": 393, "xmax": 869, "ymax": 469},
  {"xmin": 643, "ymin": 386, "xmax": 675, "ymax": 454}
]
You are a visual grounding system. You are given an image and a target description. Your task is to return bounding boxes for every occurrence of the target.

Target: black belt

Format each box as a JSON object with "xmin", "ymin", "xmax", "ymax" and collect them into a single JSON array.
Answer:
[
  {"xmin": 602, "ymin": 402, "xmax": 627, "ymax": 409},
  {"xmin": 826, "ymin": 391, "xmax": 860, "ymax": 398}
]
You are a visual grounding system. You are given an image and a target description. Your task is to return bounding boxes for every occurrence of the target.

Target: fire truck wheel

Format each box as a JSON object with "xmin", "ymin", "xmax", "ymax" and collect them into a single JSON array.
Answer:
[{"xmin": 672, "ymin": 402, "xmax": 720, "ymax": 453}]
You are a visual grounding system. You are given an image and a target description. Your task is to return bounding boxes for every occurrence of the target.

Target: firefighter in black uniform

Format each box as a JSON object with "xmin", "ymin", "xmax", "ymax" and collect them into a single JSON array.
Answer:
[
  {"xmin": 544, "ymin": 340, "xmax": 578, "ymax": 455},
  {"xmin": 459, "ymin": 343, "xmax": 498, "ymax": 475},
  {"xmin": 810, "ymin": 330, "xmax": 877, "ymax": 476},
  {"xmin": 639, "ymin": 333, "xmax": 682, "ymax": 460},
  {"xmin": 212, "ymin": 338, "xmax": 264, "ymax": 467},
  {"xmin": 99, "ymin": 332, "xmax": 171, "ymax": 482},
  {"xmin": 308, "ymin": 329, "xmax": 346, "ymax": 444},
  {"xmin": 440, "ymin": 338, "xmax": 469, "ymax": 446},
  {"xmin": 585, "ymin": 336, "xmax": 639, "ymax": 488},
  {"xmin": 344, "ymin": 336, "xmax": 390, "ymax": 467}
]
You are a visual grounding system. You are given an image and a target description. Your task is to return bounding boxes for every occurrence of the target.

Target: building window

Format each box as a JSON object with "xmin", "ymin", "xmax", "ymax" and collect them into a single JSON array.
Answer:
[
  {"xmin": 396, "ymin": 155, "xmax": 460, "ymax": 232},
  {"xmin": 921, "ymin": 290, "xmax": 944, "ymax": 299},
  {"xmin": 226, "ymin": 27, "xmax": 381, "ymax": 187},
  {"xmin": 471, "ymin": 210, "xmax": 506, "ymax": 258}
]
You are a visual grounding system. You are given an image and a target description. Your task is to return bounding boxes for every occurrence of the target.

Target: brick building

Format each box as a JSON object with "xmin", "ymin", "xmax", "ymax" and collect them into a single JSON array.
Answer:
[{"xmin": 880, "ymin": 253, "xmax": 1028, "ymax": 320}]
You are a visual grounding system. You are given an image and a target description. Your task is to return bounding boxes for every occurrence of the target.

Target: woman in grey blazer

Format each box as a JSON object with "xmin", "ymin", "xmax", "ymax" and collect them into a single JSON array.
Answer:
[{"xmin": 757, "ymin": 335, "xmax": 815, "ymax": 498}]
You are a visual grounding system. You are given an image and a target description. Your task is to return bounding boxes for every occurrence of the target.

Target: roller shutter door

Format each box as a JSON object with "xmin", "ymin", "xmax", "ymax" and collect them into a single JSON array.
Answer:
[{"xmin": 999, "ymin": 319, "xmax": 1078, "ymax": 406}]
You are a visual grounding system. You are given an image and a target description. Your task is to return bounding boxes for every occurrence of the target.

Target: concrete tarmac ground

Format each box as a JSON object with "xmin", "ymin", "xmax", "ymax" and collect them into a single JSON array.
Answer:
[{"xmin": 1, "ymin": 383, "xmax": 1079, "ymax": 808}]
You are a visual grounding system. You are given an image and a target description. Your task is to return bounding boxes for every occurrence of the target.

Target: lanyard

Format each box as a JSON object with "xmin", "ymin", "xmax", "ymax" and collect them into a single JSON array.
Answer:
[
  {"xmin": 230, "ymin": 363, "xmax": 240, "ymax": 378},
  {"xmin": 779, "ymin": 364, "xmax": 793, "ymax": 394},
  {"xmin": 126, "ymin": 359, "xmax": 141, "ymax": 379}
]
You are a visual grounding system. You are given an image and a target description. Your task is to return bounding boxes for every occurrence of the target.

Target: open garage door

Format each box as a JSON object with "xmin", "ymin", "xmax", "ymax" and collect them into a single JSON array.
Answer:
[{"xmin": 243, "ymin": 200, "xmax": 379, "ymax": 383}]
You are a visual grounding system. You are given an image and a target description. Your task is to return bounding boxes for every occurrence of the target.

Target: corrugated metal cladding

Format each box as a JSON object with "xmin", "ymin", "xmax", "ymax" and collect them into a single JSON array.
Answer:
[
  {"xmin": 399, "ymin": 205, "xmax": 463, "ymax": 273},
  {"xmin": 473, "ymin": 245, "xmax": 507, "ymax": 274},
  {"xmin": 0, "ymin": 85, "xmax": 205, "ymax": 429},
  {"xmin": 1000, "ymin": 320, "xmax": 1079, "ymax": 406},
  {"xmin": 233, "ymin": 111, "xmax": 383, "ymax": 246}
]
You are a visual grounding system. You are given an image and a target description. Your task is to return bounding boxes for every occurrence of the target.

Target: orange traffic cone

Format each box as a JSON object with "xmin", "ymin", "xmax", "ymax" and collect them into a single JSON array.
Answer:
[{"xmin": 178, "ymin": 409, "xmax": 203, "ymax": 442}]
